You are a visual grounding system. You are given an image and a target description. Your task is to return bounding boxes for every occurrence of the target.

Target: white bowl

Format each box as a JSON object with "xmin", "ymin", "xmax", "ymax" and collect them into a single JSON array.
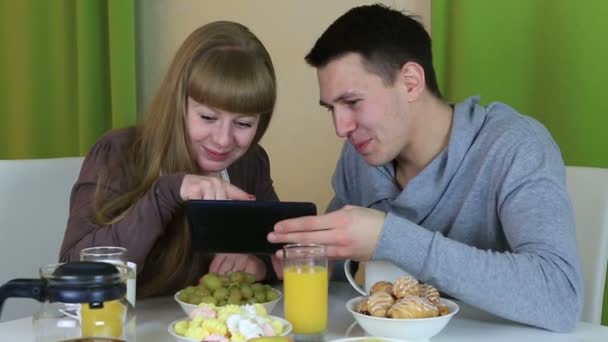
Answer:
[
  {"xmin": 345, "ymin": 296, "xmax": 459, "ymax": 342},
  {"xmin": 168, "ymin": 315, "xmax": 292, "ymax": 342},
  {"xmin": 174, "ymin": 288, "xmax": 282, "ymax": 316}
]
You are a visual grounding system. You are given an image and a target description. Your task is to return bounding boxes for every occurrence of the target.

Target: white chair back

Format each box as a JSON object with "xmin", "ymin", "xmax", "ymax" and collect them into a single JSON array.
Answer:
[
  {"xmin": 565, "ymin": 166, "xmax": 608, "ymax": 324},
  {"xmin": 0, "ymin": 157, "xmax": 83, "ymax": 321}
]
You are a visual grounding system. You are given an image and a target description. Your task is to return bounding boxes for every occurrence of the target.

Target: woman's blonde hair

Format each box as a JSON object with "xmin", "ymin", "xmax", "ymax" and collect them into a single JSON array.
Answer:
[{"xmin": 93, "ymin": 21, "xmax": 276, "ymax": 297}]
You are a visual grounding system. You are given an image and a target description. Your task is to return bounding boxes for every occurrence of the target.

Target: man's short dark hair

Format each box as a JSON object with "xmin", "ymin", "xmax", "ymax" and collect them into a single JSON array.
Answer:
[{"xmin": 305, "ymin": 4, "xmax": 442, "ymax": 98}]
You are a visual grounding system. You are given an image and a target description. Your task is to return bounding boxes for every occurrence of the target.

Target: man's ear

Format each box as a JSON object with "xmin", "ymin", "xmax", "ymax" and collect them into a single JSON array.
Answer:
[{"xmin": 398, "ymin": 62, "xmax": 426, "ymax": 101}]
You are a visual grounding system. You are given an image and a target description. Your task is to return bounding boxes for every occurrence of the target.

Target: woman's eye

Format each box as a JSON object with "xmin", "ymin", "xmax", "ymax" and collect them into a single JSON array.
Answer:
[
  {"xmin": 235, "ymin": 121, "xmax": 253, "ymax": 128},
  {"xmin": 200, "ymin": 114, "xmax": 216, "ymax": 122}
]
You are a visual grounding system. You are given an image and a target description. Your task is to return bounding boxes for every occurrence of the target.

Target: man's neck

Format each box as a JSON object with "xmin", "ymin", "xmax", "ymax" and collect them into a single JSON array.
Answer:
[{"xmin": 394, "ymin": 96, "xmax": 453, "ymax": 188}]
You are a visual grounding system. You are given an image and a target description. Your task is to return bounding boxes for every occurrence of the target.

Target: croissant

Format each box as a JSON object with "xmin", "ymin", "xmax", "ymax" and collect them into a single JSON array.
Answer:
[
  {"xmin": 366, "ymin": 291, "xmax": 395, "ymax": 317},
  {"xmin": 357, "ymin": 297, "xmax": 369, "ymax": 314},
  {"xmin": 419, "ymin": 283, "xmax": 440, "ymax": 305},
  {"xmin": 387, "ymin": 296, "xmax": 438, "ymax": 319},
  {"xmin": 369, "ymin": 281, "xmax": 393, "ymax": 295},
  {"xmin": 392, "ymin": 276, "xmax": 420, "ymax": 299}
]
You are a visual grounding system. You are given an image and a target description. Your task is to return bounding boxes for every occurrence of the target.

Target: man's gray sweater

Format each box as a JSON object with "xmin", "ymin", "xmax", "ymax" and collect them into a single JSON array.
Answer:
[{"xmin": 329, "ymin": 96, "xmax": 583, "ymax": 332}]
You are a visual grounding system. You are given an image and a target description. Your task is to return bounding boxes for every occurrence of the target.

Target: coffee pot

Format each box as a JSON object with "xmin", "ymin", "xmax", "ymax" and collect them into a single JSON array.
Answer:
[{"xmin": 0, "ymin": 261, "xmax": 135, "ymax": 341}]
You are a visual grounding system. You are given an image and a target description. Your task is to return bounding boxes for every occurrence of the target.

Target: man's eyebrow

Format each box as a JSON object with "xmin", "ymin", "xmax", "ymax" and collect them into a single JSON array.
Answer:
[{"xmin": 319, "ymin": 92, "xmax": 360, "ymax": 108}]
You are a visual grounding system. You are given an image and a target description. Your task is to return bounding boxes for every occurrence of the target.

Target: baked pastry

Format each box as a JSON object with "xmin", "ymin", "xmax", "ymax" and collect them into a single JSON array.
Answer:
[
  {"xmin": 419, "ymin": 283, "xmax": 440, "ymax": 305},
  {"xmin": 437, "ymin": 303, "xmax": 450, "ymax": 316},
  {"xmin": 392, "ymin": 276, "xmax": 420, "ymax": 299},
  {"xmin": 365, "ymin": 291, "xmax": 395, "ymax": 317},
  {"xmin": 369, "ymin": 280, "xmax": 393, "ymax": 295},
  {"xmin": 387, "ymin": 296, "xmax": 438, "ymax": 319},
  {"xmin": 357, "ymin": 297, "xmax": 369, "ymax": 313}
]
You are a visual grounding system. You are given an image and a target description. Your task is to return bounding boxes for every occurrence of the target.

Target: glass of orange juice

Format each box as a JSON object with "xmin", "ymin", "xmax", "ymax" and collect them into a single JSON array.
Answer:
[
  {"xmin": 80, "ymin": 246, "xmax": 137, "ymax": 308},
  {"xmin": 283, "ymin": 243, "xmax": 328, "ymax": 341}
]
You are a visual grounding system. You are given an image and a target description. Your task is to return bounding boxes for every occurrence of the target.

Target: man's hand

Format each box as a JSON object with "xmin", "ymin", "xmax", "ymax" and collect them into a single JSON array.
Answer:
[
  {"xmin": 209, "ymin": 253, "xmax": 267, "ymax": 281},
  {"xmin": 268, "ymin": 205, "xmax": 385, "ymax": 261}
]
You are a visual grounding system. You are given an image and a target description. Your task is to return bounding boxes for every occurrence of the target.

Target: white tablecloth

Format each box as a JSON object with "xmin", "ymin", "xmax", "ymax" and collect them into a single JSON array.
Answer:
[{"xmin": 1, "ymin": 282, "xmax": 607, "ymax": 341}]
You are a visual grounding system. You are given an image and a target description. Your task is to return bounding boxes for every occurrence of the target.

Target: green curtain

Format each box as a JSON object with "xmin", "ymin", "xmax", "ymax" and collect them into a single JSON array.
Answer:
[
  {"xmin": 431, "ymin": 0, "xmax": 608, "ymax": 325},
  {"xmin": 0, "ymin": 0, "xmax": 137, "ymax": 159}
]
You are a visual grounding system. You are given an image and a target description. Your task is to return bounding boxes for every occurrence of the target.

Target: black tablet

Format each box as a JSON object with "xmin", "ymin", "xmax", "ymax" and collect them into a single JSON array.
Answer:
[{"xmin": 185, "ymin": 200, "xmax": 317, "ymax": 254}]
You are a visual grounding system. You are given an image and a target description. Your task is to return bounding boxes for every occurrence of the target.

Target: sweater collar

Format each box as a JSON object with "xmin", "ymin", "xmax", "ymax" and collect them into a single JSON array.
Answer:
[{"xmin": 364, "ymin": 96, "xmax": 487, "ymax": 223}]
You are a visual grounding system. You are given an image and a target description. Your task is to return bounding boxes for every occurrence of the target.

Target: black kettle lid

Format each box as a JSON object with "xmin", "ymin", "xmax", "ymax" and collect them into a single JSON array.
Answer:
[{"xmin": 44, "ymin": 261, "xmax": 126, "ymax": 304}]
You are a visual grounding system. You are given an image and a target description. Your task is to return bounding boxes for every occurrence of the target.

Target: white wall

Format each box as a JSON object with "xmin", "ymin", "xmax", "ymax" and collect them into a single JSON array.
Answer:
[{"xmin": 136, "ymin": 1, "xmax": 430, "ymax": 210}]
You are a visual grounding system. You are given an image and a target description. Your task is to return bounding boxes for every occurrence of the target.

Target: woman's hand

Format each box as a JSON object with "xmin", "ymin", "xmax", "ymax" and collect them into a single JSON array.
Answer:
[
  {"xmin": 209, "ymin": 253, "xmax": 267, "ymax": 281},
  {"xmin": 180, "ymin": 174, "xmax": 254, "ymax": 201},
  {"xmin": 271, "ymin": 255, "xmax": 283, "ymax": 279}
]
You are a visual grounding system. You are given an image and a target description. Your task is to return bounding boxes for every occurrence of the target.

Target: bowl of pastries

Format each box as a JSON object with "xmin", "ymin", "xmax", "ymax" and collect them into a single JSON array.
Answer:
[
  {"xmin": 345, "ymin": 276, "xmax": 459, "ymax": 341},
  {"xmin": 175, "ymin": 271, "xmax": 282, "ymax": 316}
]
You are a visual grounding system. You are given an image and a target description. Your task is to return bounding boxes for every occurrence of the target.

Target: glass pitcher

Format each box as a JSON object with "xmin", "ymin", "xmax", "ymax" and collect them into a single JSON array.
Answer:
[{"xmin": 0, "ymin": 261, "xmax": 135, "ymax": 342}]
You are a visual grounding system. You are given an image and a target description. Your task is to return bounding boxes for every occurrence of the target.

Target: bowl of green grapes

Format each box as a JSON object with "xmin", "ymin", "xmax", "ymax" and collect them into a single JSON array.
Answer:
[{"xmin": 175, "ymin": 271, "xmax": 282, "ymax": 315}]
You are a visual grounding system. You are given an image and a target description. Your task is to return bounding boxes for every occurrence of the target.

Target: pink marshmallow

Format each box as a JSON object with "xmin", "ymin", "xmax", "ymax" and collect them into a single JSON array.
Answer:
[
  {"xmin": 203, "ymin": 334, "xmax": 230, "ymax": 342},
  {"xmin": 262, "ymin": 322, "xmax": 275, "ymax": 336},
  {"xmin": 189, "ymin": 307, "xmax": 217, "ymax": 319}
]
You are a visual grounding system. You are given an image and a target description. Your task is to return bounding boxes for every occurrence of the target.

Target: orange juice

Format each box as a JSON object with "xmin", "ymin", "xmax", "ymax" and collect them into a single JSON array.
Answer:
[
  {"xmin": 283, "ymin": 265, "xmax": 328, "ymax": 334},
  {"xmin": 81, "ymin": 300, "xmax": 124, "ymax": 338}
]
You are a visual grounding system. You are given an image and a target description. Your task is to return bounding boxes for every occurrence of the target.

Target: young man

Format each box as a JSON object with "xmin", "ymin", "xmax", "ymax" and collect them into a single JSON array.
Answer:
[{"xmin": 268, "ymin": 4, "xmax": 582, "ymax": 332}]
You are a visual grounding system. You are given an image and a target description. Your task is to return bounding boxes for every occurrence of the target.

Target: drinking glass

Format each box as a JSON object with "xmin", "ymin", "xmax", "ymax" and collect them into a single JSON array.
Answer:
[
  {"xmin": 80, "ymin": 246, "xmax": 137, "ymax": 307},
  {"xmin": 283, "ymin": 243, "xmax": 328, "ymax": 341}
]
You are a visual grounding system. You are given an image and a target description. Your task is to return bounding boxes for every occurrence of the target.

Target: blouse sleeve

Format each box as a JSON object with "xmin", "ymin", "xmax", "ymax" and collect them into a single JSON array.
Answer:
[
  {"xmin": 252, "ymin": 145, "xmax": 279, "ymax": 202},
  {"xmin": 58, "ymin": 131, "xmax": 185, "ymax": 273}
]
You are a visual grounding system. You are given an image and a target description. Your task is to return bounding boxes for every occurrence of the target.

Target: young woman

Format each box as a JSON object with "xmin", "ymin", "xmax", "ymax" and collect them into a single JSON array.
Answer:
[{"xmin": 60, "ymin": 21, "xmax": 279, "ymax": 298}]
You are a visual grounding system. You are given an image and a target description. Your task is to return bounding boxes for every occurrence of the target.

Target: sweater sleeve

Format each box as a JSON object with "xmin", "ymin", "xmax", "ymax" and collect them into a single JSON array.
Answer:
[
  {"xmin": 373, "ymin": 139, "xmax": 582, "ymax": 332},
  {"xmin": 59, "ymin": 132, "xmax": 185, "ymax": 272}
]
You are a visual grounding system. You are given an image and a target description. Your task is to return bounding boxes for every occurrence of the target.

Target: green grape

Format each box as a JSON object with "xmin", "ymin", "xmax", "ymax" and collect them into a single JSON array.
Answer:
[
  {"xmin": 227, "ymin": 296, "xmax": 241, "ymax": 305},
  {"xmin": 227, "ymin": 288, "xmax": 242, "ymax": 305},
  {"xmin": 265, "ymin": 289, "xmax": 279, "ymax": 302},
  {"xmin": 213, "ymin": 287, "xmax": 228, "ymax": 300},
  {"xmin": 243, "ymin": 273, "xmax": 255, "ymax": 285},
  {"xmin": 187, "ymin": 294, "xmax": 202, "ymax": 305},
  {"xmin": 178, "ymin": 291, "xmax": 190, "ymax": 302},
  {"xmin": 229, "ymin": 271, "xmax": 245, "ymax": 284},
  {"xmin": 202, "ymin": 273, "xmax": 223, "ymax": 290},
  {"xmin": 199, "ymin": 296, "xmax": 218, "ymax": 305},
  {"xmin": 250, "ymin": 283, "xmax": 264, "ymax": 292},
  {"xmin": 220, "ymin": 274, "xmax": 230, "ymax": 286},
  {"xmin": 217, "ymin": 299, "xmax": 227, "ymax": 306},
  {"xmin": 197, "ymin": 276, "xmax": 207, "ymax": 287},
  {"xmin": 183, "ymin": 286, "xmax": 197, "ymax": 295},
  {"xmin": 230, "ymin": 288, "xmax": 242, "ymax": 300},
  {"xmin": 245, "ymin": 297, "xmax": 256, "ymax": 304},
  {"xmin": 240, "ymin": 284, "xmax": 253, "ymax": 299},
  {"xmin": 195, "ymin": 286, "xmax": 211, "ymax": 297},
  {"xmin": 254, "ymin": 290, "xmax": 266, "ymax": 303}
]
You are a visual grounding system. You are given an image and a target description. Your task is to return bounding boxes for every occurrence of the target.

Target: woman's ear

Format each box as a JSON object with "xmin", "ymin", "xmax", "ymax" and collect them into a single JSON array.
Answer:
[{"xmin": 398, "ymin": 62, "xmax": 426, "ymax": 101}]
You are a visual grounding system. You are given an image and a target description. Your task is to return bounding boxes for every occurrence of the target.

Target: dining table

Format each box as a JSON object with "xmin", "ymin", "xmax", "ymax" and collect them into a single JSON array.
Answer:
[{"xmin": 1, "ymin": 281, "xmax": 607, "ymax": 341}]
